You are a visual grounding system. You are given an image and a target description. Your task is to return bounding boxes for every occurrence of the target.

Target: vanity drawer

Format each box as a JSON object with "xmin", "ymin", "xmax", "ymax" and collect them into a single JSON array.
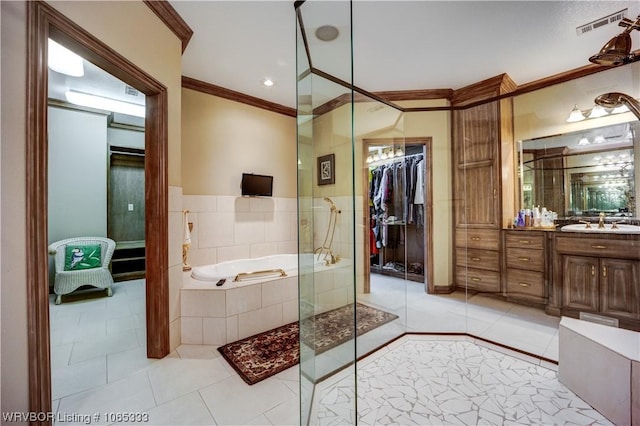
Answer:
[
  {"xmin": 505, "ymin": 233, "xmax": 545, "ymax": 250},
  {"xmin": 506, "ymin": 268, "xmax": 544, "ymax": 300},
  {"xmin": 456, "ymin": 228, "xmax": 500, "ymax": 250},
  {"xmin": 556, "ymin": 236, "xmax": 640, "ymax": 260},
  {"xmin": 456, "ymin": 266, "xmax": 500, "ymax": 292},
  {"xmin": 456, "ymin": 248, "xmax": 500, "ymax": 271},
  {"xmin": 506, "ymin": 248, "xmax": 544, "ymax": 272}
]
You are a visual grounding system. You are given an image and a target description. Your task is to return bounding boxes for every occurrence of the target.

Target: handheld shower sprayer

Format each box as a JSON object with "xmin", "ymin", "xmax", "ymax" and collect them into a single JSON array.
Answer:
[
  {"xmin": 315, "ymin": 197, "xmax": 341, "ymax": 264},
  {"xmin": 594, "ymin": 92, "xmax": 640, "ymax": 120},
  {"xmin": 323, "ymin": 197, "xmax": 342, "ymax": 213}
]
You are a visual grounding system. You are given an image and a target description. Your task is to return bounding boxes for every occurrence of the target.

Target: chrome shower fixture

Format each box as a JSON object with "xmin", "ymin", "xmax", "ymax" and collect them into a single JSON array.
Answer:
[
  {"xmin": 594, "ymin": 92, "xmax": 640, "ymax": 120},
  {"xmin": 589, "ymin": 15, "xmax": 640, "ymax": 66}
]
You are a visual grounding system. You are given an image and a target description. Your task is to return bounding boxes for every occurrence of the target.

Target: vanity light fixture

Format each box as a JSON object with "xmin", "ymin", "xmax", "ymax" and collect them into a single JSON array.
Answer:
[
  {"xmin": 65, "ymin": 90, "xmax": 145, "ymax": 117},
  {"xmin": 593, "ymin": 135, "xmax": 606, "ymax": 144},
  {"xmin": 578, "ymin": 137, "xmax": 590, "ymax": 146},
  {"xmin": 566, "ymin": 105, "xmax": 585, "ymax": 122},
  {"xmin": 48, "ymin": 39, "xmax": 84, "ymax": 77},
  {"xmin": 366, "ymin": 155, "xmax": 373, "ymax": 163},
  {"xmin": 395, "ymin": 148, "xmax": 404, "ymax": 157},
  {"xmin": 588, "ymin": 105, "xmax": 607, "ymax": 119}
]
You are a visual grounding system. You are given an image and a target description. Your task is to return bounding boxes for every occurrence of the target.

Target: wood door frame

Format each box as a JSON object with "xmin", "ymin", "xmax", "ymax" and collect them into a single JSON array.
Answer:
[
  {"xmin": 27, "ymin": 1, "xmax": 169, "ymax": 414},
  {"xmin": 362, "ymin": 137, "xmax": 434, "ymax": 294}
]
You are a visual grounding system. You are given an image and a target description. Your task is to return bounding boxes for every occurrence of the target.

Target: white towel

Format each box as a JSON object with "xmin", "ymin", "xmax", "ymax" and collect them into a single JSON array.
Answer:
[{"xmin": 183, "ymin": 211, "xmax": 191, "ymax": 245}]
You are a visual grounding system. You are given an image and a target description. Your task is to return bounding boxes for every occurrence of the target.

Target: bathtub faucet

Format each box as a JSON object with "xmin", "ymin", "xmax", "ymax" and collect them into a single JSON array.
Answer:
[{"xmin": 314, "ymin": 246, "xmax": 340, "ymax": 265}]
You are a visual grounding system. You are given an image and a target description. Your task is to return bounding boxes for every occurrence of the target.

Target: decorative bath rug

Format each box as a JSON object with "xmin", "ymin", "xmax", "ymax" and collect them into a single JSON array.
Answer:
[{"xmin": 217, "ymin": 303, "xmax": 398, "ymax": 385}]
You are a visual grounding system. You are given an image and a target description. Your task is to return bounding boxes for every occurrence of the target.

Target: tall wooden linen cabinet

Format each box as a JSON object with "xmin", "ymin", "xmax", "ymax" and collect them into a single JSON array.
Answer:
[{"xmin": 452, "ymin": 74, "xmax": 516, "ymax": 293}]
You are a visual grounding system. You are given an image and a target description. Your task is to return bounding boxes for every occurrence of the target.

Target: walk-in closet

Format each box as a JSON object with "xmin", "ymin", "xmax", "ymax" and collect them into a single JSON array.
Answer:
[{"xmin": 364, "ymin": 140, "xmax": 431, "ymax": 290}]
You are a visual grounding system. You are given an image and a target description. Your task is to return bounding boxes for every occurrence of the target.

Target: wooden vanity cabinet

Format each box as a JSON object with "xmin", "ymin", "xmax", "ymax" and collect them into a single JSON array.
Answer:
[
  {"xmin": 452, "ymin": 74, "xmax": 517, "ymax": 294},
  {"xmin": 552, "ymin": 233, "xmax": 640, "ymax": 329},
  {"xmin": 503, "ymin": 230, "xmax": 547, "ymax": 304}
]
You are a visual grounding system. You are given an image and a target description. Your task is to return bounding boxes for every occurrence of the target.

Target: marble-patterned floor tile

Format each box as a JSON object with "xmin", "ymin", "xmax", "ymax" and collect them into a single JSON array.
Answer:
[{"xmin": 314, "ymin": 338, "xmax": 613, "ymax": 426}]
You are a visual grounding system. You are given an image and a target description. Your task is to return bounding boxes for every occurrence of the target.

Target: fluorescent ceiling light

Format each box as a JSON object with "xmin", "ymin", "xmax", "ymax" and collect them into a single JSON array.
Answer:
[
  {"xmin": 48, "ymin": 39, "xmax": 84, "ymax": 77},
  {"xmin": 65, "ymin": 90, "xmax": 145, "ymax": 117}
]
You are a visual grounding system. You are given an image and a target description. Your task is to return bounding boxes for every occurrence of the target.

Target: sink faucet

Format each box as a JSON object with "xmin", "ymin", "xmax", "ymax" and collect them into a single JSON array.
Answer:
[{"xmin": 598, "ymin": 212, "xmax": 606, "ymax": 229}]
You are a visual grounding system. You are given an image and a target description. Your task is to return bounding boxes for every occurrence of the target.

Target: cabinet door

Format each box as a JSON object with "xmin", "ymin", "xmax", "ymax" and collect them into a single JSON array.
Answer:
[
  {"xmin": 455, "ymin": 163, "xmax": 498, "ymax": 226},
  {"xmin": 563, "ymin": 256, "xmax": 598, "ymax": 312},
  {"xmin": 600, "ymin": 258, "xmax": 640, "ymax": 319},
  {"xmin": 454, "ymin": 102, "xmax": 498, "ymax": 165}
]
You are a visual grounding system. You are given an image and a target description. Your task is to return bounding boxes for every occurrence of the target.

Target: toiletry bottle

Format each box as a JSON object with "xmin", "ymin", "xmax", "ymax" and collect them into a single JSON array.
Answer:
[
  {"xmin": 524, "ymin": 209, "xmax": 532, "ymax": 227},
  {"xmin": 533, "ymin": 206, "xmax": 541, "ymax": 227}
]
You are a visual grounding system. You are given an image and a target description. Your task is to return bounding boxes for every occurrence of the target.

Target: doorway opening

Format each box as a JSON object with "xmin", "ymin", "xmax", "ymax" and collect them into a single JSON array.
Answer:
[
  {"xmin": 27, "ymin": 1, "xmax": 168, "ymax": 413},
  {"xmin": 363, "ymin": 137, "xmax": 434, "ymax": 294}
]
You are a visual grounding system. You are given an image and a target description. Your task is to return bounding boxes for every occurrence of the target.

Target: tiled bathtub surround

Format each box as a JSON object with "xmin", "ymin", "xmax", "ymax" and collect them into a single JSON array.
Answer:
[
  {"xmin": 313, "ymin": 336, "xmax": 613, "ymax": 425},
  {"xmin": 181, "ymin": 274, "xmax": 298, "ymax": 345},
  {"xmin": 181, "ymin": 258, "xmax": 355, "ymax": 345},
  {"xmin": 182, "ymin": 195, "xmax": 298, "ymax": 267}
]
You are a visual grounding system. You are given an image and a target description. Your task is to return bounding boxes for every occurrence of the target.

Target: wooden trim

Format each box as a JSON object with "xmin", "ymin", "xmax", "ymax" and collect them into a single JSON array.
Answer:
[
  {"xmin": 143, "ymin": 0, "xmax": 193, "ymax": 53},
  {"xmin": 27, "ymin": 1, "xmax": 170, "ymax": 414},
  {"xmin": 512, "ymin": 59, "xmax": 636, "ymax": 97},
  {"xmin": 374, "ymin": 89, "xmax": 454, "ymax": 102},
  {"xmin": 451, "ymin": 73, "xmax": 517, "ymax": 106},
  {"xmin": 182, "ymin": 75, "xmax": 297, "ymax": 117},
  {"xmin": 27, "ymin": 2, "xmax": 52, "ymax": 416}
]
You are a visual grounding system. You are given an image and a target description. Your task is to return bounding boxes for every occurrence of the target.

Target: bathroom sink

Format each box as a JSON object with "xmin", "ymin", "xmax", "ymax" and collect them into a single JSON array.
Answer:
[{"xmin": 561, "ymin": 224, "xmax": 640, "ymax": 234}]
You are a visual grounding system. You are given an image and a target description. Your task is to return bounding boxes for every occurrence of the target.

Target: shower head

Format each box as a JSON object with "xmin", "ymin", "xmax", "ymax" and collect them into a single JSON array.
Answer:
[
  {"xmin": 589, "ymin": 15, "xmax": 640, "ymax": 66},
  {"xmin": 594, "ymin": 92, "xmax": 640, "ymax": 120},
  {"xmin": 323, "ymin": 197, "xmax": 340, "ymax": 213}
]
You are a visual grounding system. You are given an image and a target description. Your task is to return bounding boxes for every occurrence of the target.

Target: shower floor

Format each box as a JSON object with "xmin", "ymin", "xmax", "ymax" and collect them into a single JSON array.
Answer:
[{"xmin": 311, "ymin": 335, "xmax": 612, "ymax": 425}]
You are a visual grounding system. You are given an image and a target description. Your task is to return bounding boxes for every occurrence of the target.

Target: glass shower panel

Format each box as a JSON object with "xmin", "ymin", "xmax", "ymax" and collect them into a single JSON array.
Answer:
[
  {"xmin": 355, "ymin": 95, "xmax": 407, "ymax": 356},
  {"xmin": 297, "ymin": 2, "xmax": 357, "ymax": 424}
]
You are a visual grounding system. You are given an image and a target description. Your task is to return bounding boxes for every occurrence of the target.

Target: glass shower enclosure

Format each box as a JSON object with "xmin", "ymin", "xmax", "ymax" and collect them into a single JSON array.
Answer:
[{"xmin": 296, "ymin": 1, "xmax": 408, "ymax": 423}]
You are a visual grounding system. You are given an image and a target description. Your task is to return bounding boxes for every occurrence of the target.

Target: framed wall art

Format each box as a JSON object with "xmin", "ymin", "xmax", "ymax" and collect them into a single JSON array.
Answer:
[{"xmin": 317, "ymin": 153, "xmax": 335, "ymax": 185}]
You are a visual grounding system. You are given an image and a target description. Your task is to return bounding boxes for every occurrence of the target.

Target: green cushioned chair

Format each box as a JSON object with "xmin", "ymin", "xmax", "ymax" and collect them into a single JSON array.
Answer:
[{"xmin": 48, "ymin": 236, "xmax": 116, "ymax": 304}]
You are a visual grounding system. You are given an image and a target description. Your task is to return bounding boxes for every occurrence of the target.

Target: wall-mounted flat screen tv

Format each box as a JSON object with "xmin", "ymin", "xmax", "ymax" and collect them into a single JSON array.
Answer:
[{"xmin": 241, "ymin": 173, "xmax": 273, "ymax": 197}]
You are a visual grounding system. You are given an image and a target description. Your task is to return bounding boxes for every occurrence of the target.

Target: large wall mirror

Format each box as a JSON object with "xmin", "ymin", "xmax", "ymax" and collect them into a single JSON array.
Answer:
[{"xmin": 514, "ymin": 62, "xmax": 640, "ymax": 219}]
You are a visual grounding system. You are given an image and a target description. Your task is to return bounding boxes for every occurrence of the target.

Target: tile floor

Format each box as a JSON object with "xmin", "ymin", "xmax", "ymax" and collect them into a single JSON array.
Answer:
[{"xmin": 49, "ymin": 275, "xmax": 598, "ymax": 425}]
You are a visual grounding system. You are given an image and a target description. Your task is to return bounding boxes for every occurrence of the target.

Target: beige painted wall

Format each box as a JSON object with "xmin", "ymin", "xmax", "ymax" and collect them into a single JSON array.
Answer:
[
  {"xmin": 0, "ymin": 0, "xmax": 183, "ymax": 413},
  {"xmin": 404, "ymin": 104, "xmax": 453, "ymax": 288},
  {"xmin": 181, "ymin": 88, "xmax": 297, "ymax": 197}
]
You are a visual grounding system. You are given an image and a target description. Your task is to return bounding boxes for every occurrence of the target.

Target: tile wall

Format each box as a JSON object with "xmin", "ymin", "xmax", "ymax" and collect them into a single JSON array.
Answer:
[{"xmin": 182, "ymin": 195, "xmax": 298, "ymax": 267}]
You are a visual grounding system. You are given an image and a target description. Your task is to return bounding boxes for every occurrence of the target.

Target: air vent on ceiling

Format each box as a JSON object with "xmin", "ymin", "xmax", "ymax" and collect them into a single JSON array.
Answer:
[
  {"xmin": 576, "ymin": 9, "xmax": 627, "ymax": 36},
  {"xmin": 124, "ymin": 85, "xmax": 139, "ymax": 96}
]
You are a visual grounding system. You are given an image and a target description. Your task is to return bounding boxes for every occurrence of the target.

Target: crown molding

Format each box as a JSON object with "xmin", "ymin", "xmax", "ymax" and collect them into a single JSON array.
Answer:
[
  {"xmin": 182, "ymin": 76, "xmax": 296, "ymax": 117},
  {"xmin": 143, "ymin": 0, "xmax": 193, "ymax": 53}
]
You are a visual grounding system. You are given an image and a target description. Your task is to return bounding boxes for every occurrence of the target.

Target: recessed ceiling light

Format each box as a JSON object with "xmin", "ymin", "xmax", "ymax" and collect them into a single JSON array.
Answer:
[
  {"xmin": 315, "ymin": 25, "xmax": 339, "ymax": 42},
  {"xmin": 262, "ymin": 78, "xmax": 275, "ymax": 87}
]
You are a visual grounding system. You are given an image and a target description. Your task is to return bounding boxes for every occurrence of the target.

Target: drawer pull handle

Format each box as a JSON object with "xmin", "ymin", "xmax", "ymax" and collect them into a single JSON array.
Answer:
[
  {"xmin": 518, "ymin": 257, "xmax": 530, "ymax": 262},
  {"xmin": 519, "ymin": 283, "xmax": 530, "ymax": 287},
  {"xmin": 591, "ymin": 265, "xmax": 595, "ymax": 276},
  {"xmin": 603, "ymin": 266, "xmax": 607, "ymax": 278},
  {"xmin": 518, "ymin": 240, "xmax": 531, "ymax": 244},
  {"xmin": 471, "ymin": 257, "xmax": 481, "ymax": 261},
  {"xmin": 591, "ymin": 245, "xmax": 607, "ymax": 249},
  {"xmin": 470, "ymin": 237, "xmax": 481, "ymax": 241},
  {"xmin": 471, "ymin": 277, "xmax": 481, "ymax": 282}
]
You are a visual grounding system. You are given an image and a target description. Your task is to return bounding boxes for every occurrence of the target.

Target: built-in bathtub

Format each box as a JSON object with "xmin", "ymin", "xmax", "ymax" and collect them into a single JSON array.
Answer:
[
  {"xmin": 181, "ymin": 254, "xmax": 352, "ymax": 345},
  {"xmin": 191, "ymin": 254, "xmax": 298, "ymax": 284}
]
